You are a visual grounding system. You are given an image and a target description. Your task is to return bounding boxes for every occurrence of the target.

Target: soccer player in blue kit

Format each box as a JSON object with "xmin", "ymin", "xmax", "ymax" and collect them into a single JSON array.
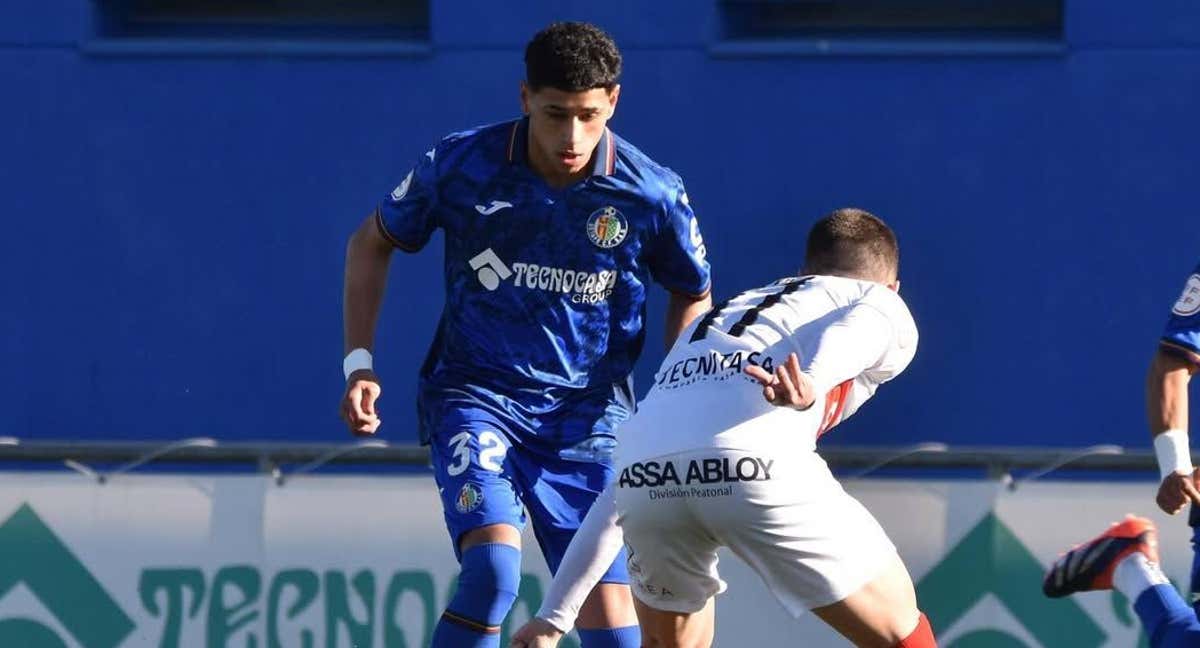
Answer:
[
  {"xmin": 340, "ymin": 22, "xmax": 713, "ymax": 648},
  {"xmin": 1045, "ymin": 262, "xmax": 1200, "ymax": 646}
]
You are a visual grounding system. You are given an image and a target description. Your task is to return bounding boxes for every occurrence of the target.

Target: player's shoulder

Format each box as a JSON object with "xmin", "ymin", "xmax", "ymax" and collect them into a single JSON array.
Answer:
[
  {"xmin": 609, "ymin": 130, "xmax": 686, "ymax": 202},
  {"xmin": 425, "ymin": 119, "xmax": 519, "ymax": 172},
  {"xmin": 862, "ymin": 283, "xmax": 917, "ymax": 349},
  {"xmin": 864, "ymin": 281, "xmax": 913, "ymax": 317},
  {"xmin": 812, "ymin": 275, "xmax": 917, "ymax": 341},
  {"xmin": 438, "ymin": 119, "xmax": 515, "ymax": 148}
]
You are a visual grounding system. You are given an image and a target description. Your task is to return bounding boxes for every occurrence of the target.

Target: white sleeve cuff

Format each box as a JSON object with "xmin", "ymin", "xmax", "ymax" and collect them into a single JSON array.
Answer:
[{"xmin": 535, "ymin": 484, "xmax": 624, "ymax": 632}]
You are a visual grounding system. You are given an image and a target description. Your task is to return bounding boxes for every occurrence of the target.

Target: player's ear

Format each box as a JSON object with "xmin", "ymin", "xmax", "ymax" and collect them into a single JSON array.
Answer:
[
  {"xmin": 888, "ymin": 279, "xmax": 900, "ymax": 293},
  {"xmin": 607, "ymin": 84, "xmax": 621, "ymax": 114},
  {"xmin": 520, "ymin": 81, "xmax": 531, "ymax": 116}
]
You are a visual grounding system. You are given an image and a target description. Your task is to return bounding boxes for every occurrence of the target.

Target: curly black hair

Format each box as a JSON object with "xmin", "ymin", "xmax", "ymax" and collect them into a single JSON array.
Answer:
[{"xmin": 524, "ymin": 22, "xmax": 622, "ymax": 92}]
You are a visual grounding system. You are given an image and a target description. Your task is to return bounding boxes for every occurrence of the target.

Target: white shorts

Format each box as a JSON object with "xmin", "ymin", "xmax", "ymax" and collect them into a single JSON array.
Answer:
[{"xmin": 614, "ymin": 447, "xmax": 896, "ymax": 616}]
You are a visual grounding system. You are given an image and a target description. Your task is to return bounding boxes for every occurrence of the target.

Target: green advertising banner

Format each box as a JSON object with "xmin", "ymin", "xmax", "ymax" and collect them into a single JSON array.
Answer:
[{"xmin": 0, "ymin": 474, "xmax": 1186, "ymax": 646}]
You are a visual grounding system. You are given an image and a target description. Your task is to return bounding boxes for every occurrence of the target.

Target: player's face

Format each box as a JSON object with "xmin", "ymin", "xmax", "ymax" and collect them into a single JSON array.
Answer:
[{"xmin": 521, "ymin": 83, "xmax": 620, "ymax": 186}]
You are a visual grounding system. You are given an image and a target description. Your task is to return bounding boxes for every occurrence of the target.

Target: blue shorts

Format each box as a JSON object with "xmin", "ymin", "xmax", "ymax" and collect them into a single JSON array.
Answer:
[{"xmin": 428, "ymin": 406, "xmax": 629, "ymax": 584}]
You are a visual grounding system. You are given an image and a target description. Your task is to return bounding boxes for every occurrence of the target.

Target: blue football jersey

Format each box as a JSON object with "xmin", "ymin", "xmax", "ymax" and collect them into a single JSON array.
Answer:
[
  {"xmin": 377, "ymin": 118, "xmax": 712, "ymax": 446},
  {"xmin": 1162, "ymin": 261, "xmax": 1200, "ymax": 365}
]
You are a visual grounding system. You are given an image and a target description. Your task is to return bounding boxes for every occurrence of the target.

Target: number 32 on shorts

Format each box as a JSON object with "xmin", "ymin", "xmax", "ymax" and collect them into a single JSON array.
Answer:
[{"xmin": 445, "ymin": 431, "xmax": 508, "ymax": 476}]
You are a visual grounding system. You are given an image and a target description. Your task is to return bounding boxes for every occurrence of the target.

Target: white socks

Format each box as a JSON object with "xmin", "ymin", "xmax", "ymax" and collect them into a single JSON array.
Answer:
[{"xmin": 1114, "ymin": 552, "xmax": 1170, "ymax": 600}]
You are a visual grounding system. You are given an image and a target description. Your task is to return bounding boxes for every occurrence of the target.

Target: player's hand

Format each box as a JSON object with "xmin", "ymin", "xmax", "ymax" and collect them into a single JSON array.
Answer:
[
  {"xmin": 743, "ymin": 352, "xmax": 816, "ymax": 410},
  {"xmin": 508, "ymin": 617, "xmax": 564, "ymax": 648},
  {"xmin": 1155, "ymin": 468, "xmax": 1200, "ymax": 515},
  {"xmin": 340, "ymin": 369, "xmax": 382, "ymax": 436}
]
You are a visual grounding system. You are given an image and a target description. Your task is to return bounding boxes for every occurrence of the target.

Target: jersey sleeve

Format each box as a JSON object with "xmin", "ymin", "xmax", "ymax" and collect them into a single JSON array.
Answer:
[
  {"xmin": 803, "ymin": 301, "xmax": 894, "ymax": 394},
  {"xmin": 805, "ymin": 289, "xmax": 917, "ymax": 426},
  {"xmin": 861, "ymin": 289, "xmax": 919, "ymax": 384},
  {"xmin": 647, "ymin": 179, "xmax": 712, "ymax": 298},
  {"xmin": 1160, "ymin": 266, "xmax": 1200, "ymax": 365},
  {"xmin": 375, "ymin": 145, "xmax": 440, "ymax": 252}
]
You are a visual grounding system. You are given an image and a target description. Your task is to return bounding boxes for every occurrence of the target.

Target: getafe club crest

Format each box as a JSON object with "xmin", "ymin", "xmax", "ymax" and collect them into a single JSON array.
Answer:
[
  {"xmin": 586, "ymin": 206, "xmax": 628, "ymax": 249},
  {"xmin": 456, "ymin": 483, "xmax": 484, "ymax": 513}
]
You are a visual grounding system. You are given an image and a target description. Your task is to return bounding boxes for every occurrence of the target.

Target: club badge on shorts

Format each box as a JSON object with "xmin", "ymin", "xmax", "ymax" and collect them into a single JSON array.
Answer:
[
  {"xmin": 586, "ymin": 206, "xmax": 628, "ymax": 249},
  {"xmin": 455, "ymin": 483, "xmax": 484, "ymax": 513}
]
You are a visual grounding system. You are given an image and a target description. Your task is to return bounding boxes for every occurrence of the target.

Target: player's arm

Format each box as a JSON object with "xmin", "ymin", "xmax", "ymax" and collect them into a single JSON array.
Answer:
[
  {"xmin": 340, "ymin": 211, "xmax": 394, "ymax": 436},
  {"xmin": 1148, "ymin": 345, "xmax": 1199, "ymax": 514},
  {"xmin": 745, "ymin": 302, "xmax": 894, "ymax": 410},
  {"xmin": 649, "ymin": 180, "xmax": 712, "ymax": 352},
  {"xmin": 510, "ymin": 483, "xmax": 624, "ymax": 646},
  {"xmin": 340, "ymin": 145, "xmax": 441, "ymax": 436},
  {"xmin": 665, "ymin": 291, "xmax": 712, "ymax": 350}
]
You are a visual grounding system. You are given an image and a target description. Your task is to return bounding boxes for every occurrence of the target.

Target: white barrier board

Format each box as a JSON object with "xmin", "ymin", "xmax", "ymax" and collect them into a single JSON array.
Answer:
[{"xmin": 0, "ymin": 473, "xmax": 1186, "ymax": 647}]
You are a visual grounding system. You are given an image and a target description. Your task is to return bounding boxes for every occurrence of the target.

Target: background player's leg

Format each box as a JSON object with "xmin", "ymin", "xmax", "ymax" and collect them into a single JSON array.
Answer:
[
  {"xmin": 1115, "ymin": 553, "xmax": 1200, "ymax": 648},
  {"xmin": 576, "ymin": 583, "xmax": 640, "ymax": 646},
  {"xmin": 811, "ymin": 552, "xmax": 932, "ymax": 648},
  {"xmin": 632, "ymin": 596, "xmax": 715, "ymax": 648},
  {"xmin": 1131, "ymin": 583, "xmax": 1200, "ymax": 647},
  {"xmin": 1044, "ymin": 516, "xmax": 1200, "ymax": 647},
  {"xmin": 522, "ymin": 448, "xmax": 639, "ymax": 647},
  {"xmin": 572, "ymin": 582, "xmax": 638, "ymax": 648}
]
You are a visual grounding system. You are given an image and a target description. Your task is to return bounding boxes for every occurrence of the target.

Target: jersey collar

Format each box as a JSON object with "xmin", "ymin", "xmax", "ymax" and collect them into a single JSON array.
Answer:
[{"xmin": 507, "ymin": 117, "xmax": 615, "ymax": 177}]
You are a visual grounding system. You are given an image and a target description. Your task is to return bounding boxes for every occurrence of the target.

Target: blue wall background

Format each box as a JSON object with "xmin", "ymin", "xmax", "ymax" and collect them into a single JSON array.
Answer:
[{"xmin": 3, "ymin": 1, "xmax": 1198, "ymax": 448}]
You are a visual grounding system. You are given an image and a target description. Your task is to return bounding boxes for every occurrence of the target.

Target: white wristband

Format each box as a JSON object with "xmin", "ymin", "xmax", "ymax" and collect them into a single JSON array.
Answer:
[
  {"xmin": 1154, "ymin": 429, "xmax": 1193, "ymax": 480},
  {"xmin": 343, "ymin": 348, "xmax": 373, "ymax": 381}
]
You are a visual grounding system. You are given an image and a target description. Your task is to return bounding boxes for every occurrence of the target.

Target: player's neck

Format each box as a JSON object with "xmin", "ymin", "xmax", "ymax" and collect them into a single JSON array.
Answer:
[{"xmin": 526, "ymin": 134, "xmax": 594, "ymax": 189}]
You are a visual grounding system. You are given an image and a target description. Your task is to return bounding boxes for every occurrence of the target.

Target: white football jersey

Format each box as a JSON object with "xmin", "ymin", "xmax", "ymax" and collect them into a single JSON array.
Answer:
[{"xmin": 617, "ymin": 275, "xmax": 918, "ymax": 463}]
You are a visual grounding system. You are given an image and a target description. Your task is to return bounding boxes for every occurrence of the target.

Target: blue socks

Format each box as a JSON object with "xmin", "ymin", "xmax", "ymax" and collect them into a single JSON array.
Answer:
[
  {"xmin": 578, "ymin": 625, "xmax": 641, "ymax": 648},
  {"xmin": 429, "ymin": 543, "xmax": 639, "ymax": 648},
  {"xmin": 1134, "ymin": 584, "xmax": 1200, "ymax": 647},
  {"xmin": 431, "ymin": 543, "xmax": 522, "ymax": 648}
]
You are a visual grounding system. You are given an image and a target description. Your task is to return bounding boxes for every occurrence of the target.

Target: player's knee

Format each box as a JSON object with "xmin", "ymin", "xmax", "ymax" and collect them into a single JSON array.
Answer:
[
  {"xmin": 635, "ymin": 614, "xmax": 710, "ymax": 648},
  {"xmin": 637, "ymin": 630, "xmax": 669, "ymax": 648},
  {"xmin": 577, "ymin": 582, "xmax": 636, "ymax": 627},
  {"xmin": 446, "ymin": 543, "xmax": 522, "ymax": 628},
  {"xmin": 575, "ymin": 588, "xmax": 641, "ymax": 648}
]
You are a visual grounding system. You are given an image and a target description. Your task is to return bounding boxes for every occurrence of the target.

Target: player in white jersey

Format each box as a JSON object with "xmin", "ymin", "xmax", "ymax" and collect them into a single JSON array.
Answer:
[{"xmin": 512, "ymin": 209, "xmax": 936, "ymax": 648}]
